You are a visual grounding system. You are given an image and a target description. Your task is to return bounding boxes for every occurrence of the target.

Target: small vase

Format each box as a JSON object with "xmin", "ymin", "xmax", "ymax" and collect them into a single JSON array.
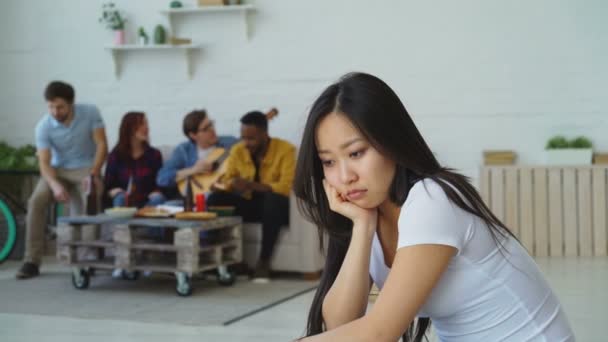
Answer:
[{"xmin": 114, "ymin": 30, "xmax": 126, "ymax": 45}]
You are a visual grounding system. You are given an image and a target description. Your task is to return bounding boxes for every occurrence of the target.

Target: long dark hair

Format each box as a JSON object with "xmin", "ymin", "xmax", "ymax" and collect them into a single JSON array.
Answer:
[
  {"xmin": 294, "ymin": 72, "xmax": 517, "ymax": 341},
  {"xmin": 113, "ymin": 111, "xmax": 148, "ymax": 161}
]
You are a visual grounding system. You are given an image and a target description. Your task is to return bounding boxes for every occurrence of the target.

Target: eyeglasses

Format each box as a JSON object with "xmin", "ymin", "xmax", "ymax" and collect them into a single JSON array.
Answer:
[{"xmin": 198, "ymin": 120, "xmax": 215, "ymax": 133}]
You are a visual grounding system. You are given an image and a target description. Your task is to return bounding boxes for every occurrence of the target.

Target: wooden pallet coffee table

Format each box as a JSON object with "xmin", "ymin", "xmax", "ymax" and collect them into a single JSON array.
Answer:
[{"xmin": 56, "ymin": 214, "xmax": 243, "ymax": 296}]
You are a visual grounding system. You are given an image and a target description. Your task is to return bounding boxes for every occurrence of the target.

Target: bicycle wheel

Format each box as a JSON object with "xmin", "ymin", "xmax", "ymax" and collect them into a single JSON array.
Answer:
[{"xmin": 0, "ymin": 197, "xmax": 18, "ymax": 263}]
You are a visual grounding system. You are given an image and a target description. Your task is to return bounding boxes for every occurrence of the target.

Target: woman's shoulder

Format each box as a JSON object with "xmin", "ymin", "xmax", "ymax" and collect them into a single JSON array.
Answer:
[
  {"xmin": 107, "ymin": 148, "xmax": 120, "ymax": 161},
  {"xmin": 404, "ymin": 178, "xmax": 472, "ymax": 220},
  {"xmin": 406, "ymin": 178, "xmax": 452, "ymax": 205},
  {"xmin": 397, "ymin": 178, "xmax": 474, "ymax": 251},
  {"xmin": 147, "ymin": 145, "xmax": 162, "ymax": 157}
]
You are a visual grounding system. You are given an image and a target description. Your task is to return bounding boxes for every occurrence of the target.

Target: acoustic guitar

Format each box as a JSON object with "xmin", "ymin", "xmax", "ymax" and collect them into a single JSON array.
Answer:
[{"xmin": 176, "ymin": 108, "xmax": 279, "ymax": 197}]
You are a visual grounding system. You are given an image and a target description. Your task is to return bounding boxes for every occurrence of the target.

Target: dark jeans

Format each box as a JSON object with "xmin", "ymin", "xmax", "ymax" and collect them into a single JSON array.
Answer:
[{"xmin": 207, "ymin": 191, "xmax": 289, "ymax": 262}]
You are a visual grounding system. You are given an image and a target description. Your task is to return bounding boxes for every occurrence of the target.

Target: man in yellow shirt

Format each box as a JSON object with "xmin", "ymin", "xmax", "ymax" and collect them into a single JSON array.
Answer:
[{"xmin": 209, "ymin": 111, "xmax": 296, "ymax": 282}]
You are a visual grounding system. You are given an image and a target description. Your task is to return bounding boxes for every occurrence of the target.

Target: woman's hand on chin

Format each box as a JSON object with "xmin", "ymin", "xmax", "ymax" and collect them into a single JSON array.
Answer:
[{"xmin": 323, "ymin": 179, "xmax": 377, "ymax": 229}]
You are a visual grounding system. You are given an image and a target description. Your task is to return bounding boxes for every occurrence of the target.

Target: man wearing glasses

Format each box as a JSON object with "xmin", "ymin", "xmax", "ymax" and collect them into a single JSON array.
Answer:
[{"xmin": 156, "ymin": 109, "xmax": 237, "ymax": 194}]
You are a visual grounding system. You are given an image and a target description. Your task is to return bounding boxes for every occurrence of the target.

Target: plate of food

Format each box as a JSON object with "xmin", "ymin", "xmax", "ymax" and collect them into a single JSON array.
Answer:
[
  {"xmin": 135, "ymin": 206, "xmax": 172, "ymax": 218},
  {"xmin": 104, "ymin": 207, "xmax": 137, "ymax": 218},
  {"xmin": 174, "ymin": 211, "xmax": 218, "ymax": 220}
]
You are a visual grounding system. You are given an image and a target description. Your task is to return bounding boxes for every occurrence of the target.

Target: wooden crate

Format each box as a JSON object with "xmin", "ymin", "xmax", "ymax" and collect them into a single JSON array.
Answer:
[{"xmin": 480, "ymin": 165, "xmax": 608, "ymax": 257}]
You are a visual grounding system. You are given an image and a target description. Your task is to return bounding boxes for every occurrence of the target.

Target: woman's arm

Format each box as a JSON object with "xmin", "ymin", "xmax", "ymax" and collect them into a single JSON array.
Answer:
[
  {"xmin": 318, "ymin": 179, "xmax": 378, "ymax": 330},
  {"xmin": 322, "ymin": 221, "xmax": 375, "ymax": 330},
  {"xmin": 304, "ymin": 244, "xmax": 456, "ymax": 341},
  {"xmin": 103, "ymin": 152, "xmax": 122, "ymax": 197}
]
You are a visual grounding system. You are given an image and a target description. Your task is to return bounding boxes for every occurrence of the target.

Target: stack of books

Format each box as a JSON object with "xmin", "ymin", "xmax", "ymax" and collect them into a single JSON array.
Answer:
[
  {"xmin": 483, "ymin": 150, "xmax": 517, "ymax": 165},
  {"xmin": 169, "ymin": 37, "xmax": 192, "ymax": 45},
  {"xmin": 199, "ymin": 0, "xmax": 226, "ymax": 6},
  {"xmin": 594, "ymin": 153, "xmax": 608, "ymax": 164}
]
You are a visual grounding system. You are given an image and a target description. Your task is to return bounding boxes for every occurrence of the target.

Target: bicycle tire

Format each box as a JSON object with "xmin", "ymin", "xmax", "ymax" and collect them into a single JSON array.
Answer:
[{"xmin": 0, "ymin": 197, "xmax": 18, "ymax": 263}]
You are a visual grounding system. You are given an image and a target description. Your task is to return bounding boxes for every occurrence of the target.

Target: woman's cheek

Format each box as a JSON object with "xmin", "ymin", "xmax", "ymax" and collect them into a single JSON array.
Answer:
[{"xmin": 324, "ymin": 170, "xmax": 341, "ymax": 192}]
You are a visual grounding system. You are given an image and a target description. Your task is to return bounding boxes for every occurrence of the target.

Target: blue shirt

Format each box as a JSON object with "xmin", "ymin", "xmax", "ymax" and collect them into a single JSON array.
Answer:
[
  {"xmin": 156, "ymin": 136, "xmax": 237, "ymax": 188},
  {"xmin": 35, "ymin": 103, "xmax": 105, "ymax": 169}
]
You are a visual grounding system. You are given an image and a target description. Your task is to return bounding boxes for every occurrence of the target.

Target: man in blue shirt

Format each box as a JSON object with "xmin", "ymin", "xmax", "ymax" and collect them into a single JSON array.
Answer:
[
  {"xmin": 156, "ymin": 109, "xmax": 237, "ymax": 196},
  {"xmin": 16, "ymin": 81, "xmax": 108, "ymax": 279}
]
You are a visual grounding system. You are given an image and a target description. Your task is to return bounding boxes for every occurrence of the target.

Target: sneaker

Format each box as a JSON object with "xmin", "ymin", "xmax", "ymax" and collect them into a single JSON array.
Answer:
[
  {"xmin": 251, "ymin": 260, "xmax": 271, "ymax": 284},
  {"xmin": 16, "ymin": 262, "xmax": 40, "ymax": 280}
]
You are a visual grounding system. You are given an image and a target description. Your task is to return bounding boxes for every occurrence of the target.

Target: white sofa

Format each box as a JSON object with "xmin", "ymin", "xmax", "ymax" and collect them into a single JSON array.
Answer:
[{"xmin": 158, "ymin": 145, "xmax": 325, "ymax": 275}]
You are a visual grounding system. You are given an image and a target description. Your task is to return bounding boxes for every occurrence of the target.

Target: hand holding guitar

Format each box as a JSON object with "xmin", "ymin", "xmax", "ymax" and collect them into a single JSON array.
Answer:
[
  {"xmin": 191, "ymin": 159, "xmax": 214, "ymax": 174},
  {"xmin": 230, "ymin": 177, "xmax": 251, "ymax": 193}
]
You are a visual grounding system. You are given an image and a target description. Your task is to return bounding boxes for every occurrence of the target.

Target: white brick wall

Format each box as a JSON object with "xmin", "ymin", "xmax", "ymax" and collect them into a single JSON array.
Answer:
[{"xmin": 1, "ymin": 0, "xmax": 606, "ymax": 184}]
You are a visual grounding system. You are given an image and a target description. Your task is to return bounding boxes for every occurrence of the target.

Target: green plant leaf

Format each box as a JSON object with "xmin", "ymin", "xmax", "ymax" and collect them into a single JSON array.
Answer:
[
  {"xmin": 546, "ymin": 136, "xmax": 569, "ymax": 149},
  {"xmin": 569, "ymin": 136, "xmax": 592, "ymax": 149}
]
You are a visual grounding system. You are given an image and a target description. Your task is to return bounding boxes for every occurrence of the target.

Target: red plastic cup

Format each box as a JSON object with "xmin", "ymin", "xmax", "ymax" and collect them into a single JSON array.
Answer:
[{"xmin": 196, "ymin": 194, "xmax": 206, "ymax": 212}]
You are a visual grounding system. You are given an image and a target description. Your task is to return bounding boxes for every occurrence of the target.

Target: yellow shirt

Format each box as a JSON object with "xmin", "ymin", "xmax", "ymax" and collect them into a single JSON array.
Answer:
[{"xmin": 222, "ymin": 138, "xmax": 296, "ymax": 198}]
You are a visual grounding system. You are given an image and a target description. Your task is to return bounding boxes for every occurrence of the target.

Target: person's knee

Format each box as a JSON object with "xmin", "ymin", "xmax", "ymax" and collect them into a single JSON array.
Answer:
[
  {"xmin": 262, "ymin": 192, "xmax": 288, "ymax": 209},
  {"xmin": 147, "ymin": 193, "xmax": 166, "ymax": 206},
  {"xmin": 112, "ymin": 192, "xmax": 126, "ymax": 207}
]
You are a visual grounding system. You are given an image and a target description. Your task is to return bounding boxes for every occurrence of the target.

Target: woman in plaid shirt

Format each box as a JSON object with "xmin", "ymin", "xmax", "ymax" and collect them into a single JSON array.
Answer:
[{"xmin": 104, "ymin": 112, "xmax": 165, "ymax": 208}]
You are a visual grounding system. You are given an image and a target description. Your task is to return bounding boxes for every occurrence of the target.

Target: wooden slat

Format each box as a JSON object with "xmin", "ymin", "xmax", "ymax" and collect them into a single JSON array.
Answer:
[
  {"xmin": 578, "ymin": 169, "xmax": 593, "ymax": 256},
  {"xmin": 519, "ymin": 168, "xmax": 535, "ymax": 254},
  {"xmin": 480, "ymin": 167, "xmax": 491, "ymax": 206},
  {"xmin": 490, "ymin": 168, "xmax": 505, "ymax": 222},
  {"xmin": 563, "ymin": 169, "xmax": 578, "ymax": 256},
  {"xmin": 548, "ymin": 169, "xmax": 564, "ymax": 256},
  {"xmin": 59, "ymin": 240, "xmax": 114, "ymax": 248},
  {"xmin": 72, "ymin": 261, "xmax": 115, "ymax": 270},
  {"xmin": 592, "ymin": 168, "xmax": 607, "ymax": 256},
  {"xmin": 533, "ymin": 168, "xmax": 549, "ymax": 257},
  {"xmin": 504, "ymin": 169, "xmax": 519, "ymax": 237},
  {"xmin": 130, "ymin": 243, "xmax": 179, "ymax": 252}
]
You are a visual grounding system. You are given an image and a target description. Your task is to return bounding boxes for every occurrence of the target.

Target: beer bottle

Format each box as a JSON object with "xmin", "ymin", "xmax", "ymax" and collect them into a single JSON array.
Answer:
[
  {"xmin": 184, "ymin": 176, "xmax": 194, "ymax": 212},
  {"xmin": 86, "ymin": 174, "xmax": 98, "ymax": 215}
]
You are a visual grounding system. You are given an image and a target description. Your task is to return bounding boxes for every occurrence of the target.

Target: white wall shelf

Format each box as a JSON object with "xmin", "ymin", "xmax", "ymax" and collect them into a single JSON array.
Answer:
[
  {"xmin": 161, "ymin": 4, "xmax": 255, "ymax": 39},
  {"xmin": 105, "ymin": 44, "xmax": 202, "ymax": 79}
]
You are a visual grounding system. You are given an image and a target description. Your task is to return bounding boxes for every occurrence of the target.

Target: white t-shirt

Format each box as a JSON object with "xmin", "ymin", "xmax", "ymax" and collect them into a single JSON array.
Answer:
[
  {"xmin": 197, "ymin": 146, "xmax": 213, "ymax": 162},
  {"xmin": 369, "ymin": 179, "xmax": 575, "ymax": 342}
]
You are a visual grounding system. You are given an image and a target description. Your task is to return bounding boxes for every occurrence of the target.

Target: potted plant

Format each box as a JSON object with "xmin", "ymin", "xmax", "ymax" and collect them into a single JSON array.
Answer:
[
  {"xmin": 0, "ymin": 142, "xmax": 38, "ymax": 171},
  {"xmin": 138, "ymin": 27, "xmax": 149, "ymax": 45},
  {"xmin": 99, "ymin": 2, "xmax": 128, "ymax": 45},
  {"xmin": 545, "ymin": 135, "xmax": 593, "ymax": 165},
  {"xmin": 154, "ymin": 25, "xmax": 167, "ymax": 45}
]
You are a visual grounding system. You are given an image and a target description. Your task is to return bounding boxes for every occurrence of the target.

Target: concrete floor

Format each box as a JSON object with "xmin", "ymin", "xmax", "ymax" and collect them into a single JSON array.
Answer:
[{"xmin": 0, "ymin": 257, "xmax": 606, "ymax": 341}]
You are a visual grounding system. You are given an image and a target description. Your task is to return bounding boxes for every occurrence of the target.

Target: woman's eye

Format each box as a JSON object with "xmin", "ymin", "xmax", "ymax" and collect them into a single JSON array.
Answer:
[
  {"xmin": 320, "ymin": 160, "xmax": 334, "ymax": 167},
  {"xmin": 350, "ymin": 149, "xmax": 365, "ymax": 158}
]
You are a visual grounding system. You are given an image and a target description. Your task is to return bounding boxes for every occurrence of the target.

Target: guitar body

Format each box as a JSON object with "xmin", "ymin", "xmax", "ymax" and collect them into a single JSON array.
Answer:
[{"xmin": 177, "ymin": 147, "xmax": 227, "ymax": 197}]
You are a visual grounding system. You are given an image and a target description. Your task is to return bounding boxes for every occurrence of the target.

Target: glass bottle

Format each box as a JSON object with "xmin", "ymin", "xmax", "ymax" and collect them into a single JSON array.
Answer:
[
  {"xmin": 86, "ymin": 174, "xmax": 98, "ymax": 215},
  {"xmin": 184, "ymin": 176, "xmax": 194, "ymax": 212}
]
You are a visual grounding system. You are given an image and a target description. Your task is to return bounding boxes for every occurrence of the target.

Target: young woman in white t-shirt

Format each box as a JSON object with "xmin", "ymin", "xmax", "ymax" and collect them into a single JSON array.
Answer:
[{"xmin": 293, "ymin": 72, "xmax": 574, "ymax": 342}]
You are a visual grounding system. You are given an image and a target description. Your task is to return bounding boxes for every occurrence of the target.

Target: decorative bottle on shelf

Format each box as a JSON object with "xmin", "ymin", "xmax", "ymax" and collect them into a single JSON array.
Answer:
[
  {"xmin": 85, "ymin": 175, "xmax": 98, "ymax": 215},
  {"xmin": 184, "ymin": 176, "xmax": 194, "ymax": 212}
]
